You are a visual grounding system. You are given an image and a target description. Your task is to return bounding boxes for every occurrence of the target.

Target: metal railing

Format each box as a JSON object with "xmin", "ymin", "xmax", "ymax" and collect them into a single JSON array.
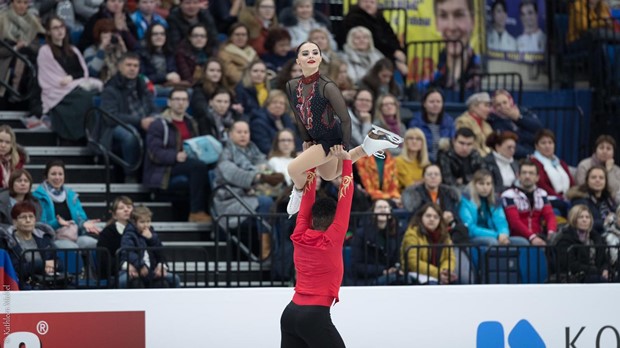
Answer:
[
  {"xmin": 84, "ymin": 107, "xmax": 144, "ymax": 213},
  {"xmin": 467, "ymin": 72, "xmax": 523, "ymax": 105},
  {"xmin": 0, "ymin": 39, "xmax": 37, "ymax": 102}
]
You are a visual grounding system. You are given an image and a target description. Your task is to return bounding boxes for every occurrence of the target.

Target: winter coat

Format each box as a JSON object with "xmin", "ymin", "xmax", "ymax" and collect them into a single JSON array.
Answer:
[
  {"xmin": 78, "ymin": 7, "xmax": 138, "ymax": 51},
  {"xmin": 33, "ymin": 185, "xmax": 89, "ymax": 232},
  {"xmin": 501, "ymin": 185, "xmax": 558, "ymax": 239},
  {"xmin": 337, "ymin": 5, "xmax": 403, "ymax": 58},
  {"xmin": 355, "ymin": 151, "xmax": 401, "ymax": 201},
  {"xmin": 119, "ymin": 222, "xmax": 166, "ymax": 273},
  {"xmin": 166, "ymin": 6, "xmax": 217, "ymax": 49},
  {"xmin": 567, "ymin": 186, "xmax": 617, "ymax": 234},
  {"xmin": 249, "ymin": 107, "xmax": 297, "ymax": 155},
  {"xmin": 459, "ymin": 194, "xmax": 510, "ymax": 239},
  {"xmin": 175, "ymin": 40, "xmax": 210, "ymax": 84},
  {"xmin": 401, "ymin": 183, "xmax": 462, "ymax": 221},
  {"xmin": 213, "ymin": 139, "xmax": 267, "ymax": 228},
  {"xmin": 0, "ymin": 190, "xmax": 41, "ymax": 225},
  {"xmin": 97, "ymin": 222, "xmax": 124, "ymax": 278},
  {"xmin": 218, "ymin": 43, "xmax": 258, "ymax": 85},
  {"xmin": 455, "ymin": 111, "xmax": 493, "ymax": 157},
  {"xmin": 341, "ymin": 44, "xmax": 384, "ymax": 84},
  {"xmin": 139, "ymin": 49, "xmax": 177, "ymax": 85},
  {"xmin": 488, "ymin": 108, "xmax": 543, "ymax": 159},
  {"xmin": 482, "ymin": 152, "xmax": 519, "ymax": 194},
  {"xmin": 400, "ymin": 225, "xmax": 456, "ymax": 280},
  {"xmin": 143, "ymin": 111, "xmax": 199, "ymax": 189},
  {"xmin": 555, "ymin": 226, "xmax": 609, "ymax": 281},
  {"xmin": 576, "ymin": 155, "xmax": 620, "ymax": 204},
  {"xmin": 408, "ymin": 112, "xmax": 456, "ymax": 163},
  {"xmin": 437, "ymin": 146, "xmax": 484, "ymax": 187},
  {"xmin": 530, "ymin": 156, "xmax": 575, "ymax": 198},
  {"xmin": 351, "ymin": 221, "xmax": 403, "ymax": 282},
  {"xmin": 279, "ymin": 6, "xmax": 337, "ymax": 50}
]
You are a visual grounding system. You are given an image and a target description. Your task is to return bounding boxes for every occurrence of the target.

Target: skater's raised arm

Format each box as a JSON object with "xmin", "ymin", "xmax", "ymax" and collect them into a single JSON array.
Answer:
[
  {"xmin": 324, "ymin": 82, "xmax": 352, "ymax": 150},
  {"xmin": 327, "ymin": 146, "xmax": 354, "ymax": 244},
  {"xmin": 293, "ymin": 169, "xmax": 318, "ymax": 235}
]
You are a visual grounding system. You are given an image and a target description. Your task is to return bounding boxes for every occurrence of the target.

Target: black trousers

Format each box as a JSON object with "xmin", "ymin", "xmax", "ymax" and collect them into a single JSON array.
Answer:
[{"xmin": 280, "ymin": 301, "xmax": 345, "ymax": 348}]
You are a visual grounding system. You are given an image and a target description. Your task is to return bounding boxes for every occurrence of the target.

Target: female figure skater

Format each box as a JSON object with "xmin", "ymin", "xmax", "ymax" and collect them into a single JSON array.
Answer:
[{"xmin": 285, "ymin": 41, "xmax": 403, "ymax": 215}]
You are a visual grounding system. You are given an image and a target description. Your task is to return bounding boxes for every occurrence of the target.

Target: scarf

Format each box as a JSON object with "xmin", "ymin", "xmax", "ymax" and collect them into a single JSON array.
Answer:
[
  {"xmin": 223, "ymin": 43, "xmax": 257, "ymax": 63},
  {"xmin": 426, "ymin": 227, "xmax": 442, "ymax": 267},
  {"xmin": 492, "ymin": 151, "xmax": 516, "ymax": 188},
  {"xmin": 1, "ymin": 7, "xmax": 44, "ymax": 44},
  {"xmin": 42, "ymin": 181, "xmax": 67, "ymax": 203},
  {"xmin": 126, "ymin": 78, "xmax": 148, "ymax": 124},
  {"xmin": 115, "ymin": 221, "xmax": 127, "ymax": 235},
  {"xmin": 383, "ymin": 115, "xmax": 400, "ymax": 137},
  {"xmin": 0, "ymin": 154, "xmax": 11, "ymax": 188},
  {"xmin": 533, "ymin": 150, "xmax": 570, "ymax": 196}
]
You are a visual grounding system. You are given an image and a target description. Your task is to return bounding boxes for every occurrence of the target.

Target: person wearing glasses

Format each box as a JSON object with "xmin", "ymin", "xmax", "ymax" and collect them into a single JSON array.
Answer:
[
  {"xmin": 238, "ymin": 0, "xmax": 279, "ymax": 56},
  {"xmin": 175, "ymin": 24, "xmax": 217, "ymax": 84}
]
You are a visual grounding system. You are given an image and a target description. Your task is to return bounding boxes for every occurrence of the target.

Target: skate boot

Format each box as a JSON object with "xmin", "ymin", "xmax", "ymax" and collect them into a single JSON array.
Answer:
[
  {"xmin": 361, "ymin": 125, "xmax": 404, "ymax": 159},
  {"xmin": 287, "ymin": 187, "xmax": 303, "ymax": 216}
]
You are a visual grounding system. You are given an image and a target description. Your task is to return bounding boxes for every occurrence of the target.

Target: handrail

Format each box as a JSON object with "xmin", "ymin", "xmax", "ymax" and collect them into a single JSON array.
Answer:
[
  {"xmin": 0, "ymin": 39, "xmax": 37, "ymax": 102},
  {"xmin": 468, "ymin": 72, "xmax": 524, "ymax": 104},
  {"xmin": 84, "ymin": 107, "xmax": 144, "ymax": 213}
]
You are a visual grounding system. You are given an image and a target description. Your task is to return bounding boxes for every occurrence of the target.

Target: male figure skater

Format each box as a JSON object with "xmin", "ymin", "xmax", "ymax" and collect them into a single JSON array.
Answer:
[{"xmin": 280, "ymin": 145, "xmax": 353, "ymax": 348}]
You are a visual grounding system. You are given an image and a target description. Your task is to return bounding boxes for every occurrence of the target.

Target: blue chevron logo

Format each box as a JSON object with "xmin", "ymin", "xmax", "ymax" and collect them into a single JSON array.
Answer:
[{"xmin": 477, "ymin": 319, "xmax": 546, "ymax": 348}]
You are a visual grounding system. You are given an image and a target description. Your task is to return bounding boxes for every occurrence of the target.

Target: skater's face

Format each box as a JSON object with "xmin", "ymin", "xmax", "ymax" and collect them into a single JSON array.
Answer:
[
  {"xmin": 230, "ymin": 122, "xmax": 251, "ymax": 147},
  {"xmin": 421, "ymin": 206, "xmax": 441, "ymax": 231},
  {"xmin": 423, "ymin": 92, "xmax": 443, "ymax": 117},
  {"xmin": 474, "ymin": 175, "xmax": 493, "ymax": 198},
  {"xmin": 205, "ymin": 61, "xmax": 222, "ymax": 82},
  {"xmin": 595, "ymin": 141, "xmax": 614, "ymax": 163},
  {"xmin": 113, "ymin": 202, "xmax": 133, "ymax": 224},
  {"xmin": 296, "ymin": 42, "xmax": 322, "ymax": 71}
]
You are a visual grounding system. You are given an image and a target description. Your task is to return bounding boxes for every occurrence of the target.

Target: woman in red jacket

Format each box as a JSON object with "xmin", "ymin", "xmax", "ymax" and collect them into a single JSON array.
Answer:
[
  {"xmin": 280, "ymin": 145, "xmax": 351, "ymax": 348},
  {"xmin": 0, "ymin": 125, "xmax": 26, "ymax": 189}
]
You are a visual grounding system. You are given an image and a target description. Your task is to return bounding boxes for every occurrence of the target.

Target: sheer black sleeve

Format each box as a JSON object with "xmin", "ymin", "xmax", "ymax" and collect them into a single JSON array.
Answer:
[
  {"xmin": 285, "ymin": 79, "xmax": 313, "ymax": 143},
  {"xmin": 324, "ymin": 82, "xmax": 352, "ymax": 150}
]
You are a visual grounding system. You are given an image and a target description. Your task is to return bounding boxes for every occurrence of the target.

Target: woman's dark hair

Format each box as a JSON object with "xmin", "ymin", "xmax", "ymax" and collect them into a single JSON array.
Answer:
[
  {"xmin": 8, "ymin": 169, "xmax": 33, "ymax": 199},
  {"xmin": 485, "ymin": 130, "xmax": 518, "ymax": 149},
  {"xmin": 534, "ymin": 129, "xmax": 556, "ymax": 145},
  {"xmin": 11, "ymin": 201, "xmax": 37, "ymax": 220},
  {"xmin": 264, "ymin": 27, "xmax": 291, "ymax": 53},
  {"xmin": 584, "ymin": 165, "xmax": 611, "ymax": 197},
  {"xmin": 188, "ymin": 23, "xmax": 217, "ymax": 55},
  {"xmin": 369, "ymin": 199, "xmax": 398, "ymax": 236},
  {"xmin": 92, "ymin": 18, "xmax": 116, "ymax": 44},
  {"xmin": 45, "ymin": 15, "xmax": 74, "ymax": 58},
  {"xmin": 491, "ymin": 0, "xmax": 507, "ymax": 14},
  {"xmin": 200, "ymin": 58, "xmax": 233, "ymax": 96},
  {"xmin": 409, "ymin": 202, "xmax": 449, "ymax": 242},
  {"xmin": 272, "ymin": 58, "xmax": 298, "ymax": 90},
  {"xmin": 360, "ymin": 58, "xmax": 399, "ymax": 98},
  {"xmin": 145, "ymin": 23, "xmax": 171, "ymax": 55},
  {"xmin": 351, "ymin": 88, "xmax": 375, "ymax": 112},
  {"xmin": 421, "ymin": 88, "xmax": 445, "ymax": 124},
  {"xmin": 227, "ymin": 22, "xmax": 249, "ymax": 46},
  {"xmin": 209, "ymin": 87, "xmax": 233, "ymax": 101},
  {"xmin": 295, "ymin": 41, "xmax": 322, "ymax": 56},
  {"xmin": 595, "ymin": 134, "xmax": 616, "ymax": 151},
  {"xmin": 422, "ymin": 163, "xmax": 441, "ymax": 177},
  {"xmin": 44, "ymin": 159, "xmax": 65, "ymax": 179}
]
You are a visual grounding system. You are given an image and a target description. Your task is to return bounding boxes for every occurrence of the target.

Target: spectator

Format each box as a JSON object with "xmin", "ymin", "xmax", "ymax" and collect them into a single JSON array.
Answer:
[
  {"xmin": 517, "ymin": 0, "xmax": 546, "ymax": 54},
  {"xmin": 373, "ymin": 94, "xmax": 406, "ymax": 156},
  {"xmin": 175, "ymin": 23, "xmax": 217, "ymax": 84},
  {"xmin": 97, "ymin": 195, "xmax": 133, "ymax": 282},
  {"xmin": 577, "ymin": 135, "xmax": 620, "ymax": 203},
  {"xmin": 437, "ymin": 127, "xmax": 483, "ymax": 188},
  {"xmin": 338, "ymin": 0, "xmax": 407, "ymax": 76},
  {"xmin": 218, "ymin": 23, "xmax": 258, "ymax": 85},
  {"xmin": 356, "ymin": 148, "xmax": 401, "ymax": 207},
  {"xmin": 238, "ymin": 0, "xmax": 279, "ymax": 56},
  {"xmin": 530, "ymin": 129, "xmax": 574, "ymax": 215},
  {"xmin": 78, "ymin": 0, "xmax": 138, "ymax": 52},
  {"xmin": 0, "ymin": 169, "xmax": 39, "ymax": 224},
  {"xmin": 401, "ymin": 164, "xmax": 468, "ymax": 244},
  {"xmin": 501, "ymin": 159, "xmax": 557, "ymax": 246},
  {"xmin": 567, "ymin": 0, "xmax": 614, "ymax": 44},
  {"xmin": 347, "ymin": 89, "xmax": 374, "ymax": 148},
  {"xmin": 280, "ymin": 0, "xmax": 336, "ymax": 50},
  {"xmin": 432, "ymin": 0, "xmax": 481, "ymax": 90},
  {"xmin": 195, "ymin": 88, "xmax": 245, "ymax": 141},
  {"xmin": 487, "ymin": 0, "xmax": 517, "ymax": 52},
  {"xmin": 130, "ymin": 0, "xmax": 167, "ymax": 42},
  {"xmin": 208, "ymin": 0, "xmax": 244, "ymax": 34},
  {"xmin": 234, "ymin": 60, "xmax": 270, "ymax": 113},
  {"xmin": 190, "ymin": 58, "xmax": 240, "ymax": 123},
  {"xmin": 408, "ymin": 88, "xmax": 455, "ymax": 163},
  {"xmin": 74, "ymin": 0, "xmax": 104, "ymax": 29},
  {"xmin": 100, "ymin": 52, "xmax": 157, "ymax": 182},
  {"xmin": 212, "ymin": 121, "xmax": 283, "ymax": 260},
  {"xmin": 567, "ymin": 165, "xmax": 617, "ymax": 234},
  {"xmin": 119, "ymin": 206, "xmax": 181, "ymax": 288},
  {"xmin": 139, "ymin": 23, "xmax": 185, "ymax": 93},
  {"xmin": 456, "ymin": 92, "xmax": 493, "ymax": 156},
  {"xmin": 84, "ymin": 19, "xmax": 128, "ymax": 83},
  {"xmin": 326, "ymin": 59, "xmax": 356, "ymax": 102},
  {"xmin": 5, "ymin": 201, "xmax": 58, "ymax": 289},
  {"xmin": 460, "ymin": 169, "xmax": 529, "ymax": 246},
  {"xmin": 308, "ymin": 27, "xmax": 341, "ymax": 76},
  {"xmin": 143, "ymin": 88, "xmax": 212, "ymax": 222},
  {"xmin": 268, "ymin": 129, "xmax": 297, "ymax": 186},
  {"xmin": 0, "ymin": 0, "xmax": 44, "ymax": 109},
  {"xmin": 167, "ymin": 0, "xmax": 217, "ymax": 50},
  {"xmin": 400, "ymin": 202, "xmax": 457, "ymax": 285},
  {"xmin": 250, "ymin": 89, "xmax": 297, "ymax": 155},
  {"xmin": 270, "ymin": 58, "xmax": 302, "ymax": 90},
  {"xmin": 396, "ymin": 128, "xmax": 430, "ymax": 190},
  {"xmin": 555, "ymin": 204, "xmax": 610, "ymax": 283},
  {"xmin": 0, "ymin": 125, "xmax": 26, "ymax": 190},
  {"xmin": 358, "ymin": 58, "xmax": 401, "ymax": 99},
  {"xmin": 603, "ymin": 205, "xmax": 620, "ymax": 265},
  {"xmin": 32, "ymin": 160, "xmax": 101, "ymax": 249},
  {"xmin": 39, "ymin": 16, "xmax": 103, "ymax": 144},
  {"xmin": 341, "ymin": 26, "xmax": 384, "ymax": 85},
  {"xmin": 351, "ymin": 199, "xmax": 404, "ymax": 285},
  {"xmin": 260, "ymin": 28, "xmax": 296, "ymax": 75},
  {"xmin": 489, "ymin": 89, "xmax": 543, "ymax": 159},
  {"xmin": 482, "ymin": 131, "xmax": 519, "ymax": 193}
]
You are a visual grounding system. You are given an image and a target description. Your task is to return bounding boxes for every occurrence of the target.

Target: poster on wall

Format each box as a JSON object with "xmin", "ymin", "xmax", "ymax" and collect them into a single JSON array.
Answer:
[{"xmin": 486, "ymin": 0, "xmax": 547, "ymax": 64}]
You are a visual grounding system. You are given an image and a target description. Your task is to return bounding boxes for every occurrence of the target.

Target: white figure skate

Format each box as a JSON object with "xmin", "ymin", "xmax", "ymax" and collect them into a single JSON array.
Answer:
[{"xmin": 361, "ymin": 125, "xmax": 404, "ymax": 159}]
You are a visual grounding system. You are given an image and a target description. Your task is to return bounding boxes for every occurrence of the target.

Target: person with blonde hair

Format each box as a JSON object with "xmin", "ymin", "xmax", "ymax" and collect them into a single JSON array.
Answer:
[
  {"xmin": 218, "ymin": 23, "xmax": 258, "ymax": 85},
  {"xmin": 235, "ymin": 60, "xmax": 271, "ymax": 114},
  {"xmin": 238, "ymin": 0, "xmax": 279, "ymax": 56},
  {"xmin": 250, "ymin": 89, "xmax": 298, "ymax": 155},
  {"xmin": 460, "ymin": 169, "xmax": 528, "ymax": 246},
  {"xmin": 0, "ymin": 125, "xmax": 26, "ymax": 189},
  {"xmin": 395, "ymin": 128, "xmax": 430, "ymax": 190},
  {"xmin": 341, "ymin": 26, "xmax": 384, "ymax": 84},
  {"xmin": 373, "ymin": 93, "xmax": 407, "ymax": 155},
  {"xmin": 308, "ymin": 27, "xmax": 342, "ymax": 76},
  {"xmin": 556, "ymin": 204, "xmax": 610, "ymax": 283}
]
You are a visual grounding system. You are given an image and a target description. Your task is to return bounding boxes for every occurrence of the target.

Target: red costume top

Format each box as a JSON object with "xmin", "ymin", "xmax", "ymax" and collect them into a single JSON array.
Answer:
[{"xmin": 291, "ymin": 160, "xmax": 354, "ymax": 307}]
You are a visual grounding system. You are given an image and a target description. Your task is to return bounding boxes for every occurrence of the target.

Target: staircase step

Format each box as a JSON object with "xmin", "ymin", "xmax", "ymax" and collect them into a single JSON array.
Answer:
[
  {"xmin": 15, "ymin": 129, "xmax": 57, "ymax": 146},
  {"xmin": 26, "ymin": 146, "xmax": 97, "ymax": 164},
  {"xmin": 0, "ymin": 112, "xmax": 27, "ymax": 129},
  {"xmin": 82, "ymin": 201, "xmax": 174, "ymax": 221},
  {"xmin": 25, "ymin": 164, "xmax": 109, "ymax": 183},
  {"xmin": 32, "ymin": 183, "xmax": 153, "ymax": 202}
]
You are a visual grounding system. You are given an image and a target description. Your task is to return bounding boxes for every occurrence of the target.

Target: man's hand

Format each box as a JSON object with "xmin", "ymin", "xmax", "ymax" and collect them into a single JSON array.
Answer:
[
  {"xmin": 128, "ymin": 264, "xmax": 139, "ymax": 278},
  {"xmin": 330, "ymin": 145, "xmax": 351, "ymax": 160},
  {"xmin": 140, "ymin": 265, "xmax": 149, "ymax": 278},
  {"xmin": 154, "ymin": 263, "xmax": 166, "ymax": 278},
  {"xmin": 166, "ymin": 72, "xmax": 181, "ymax": 83},
  {"xmin": 141, "ymin": 116, "xmax": 155, "ymax": 131},
  {"xmin": 176, "ymin": 150, "xmax": 188, "ymax": 163},
  {"xmin": 442, "ymin": 211, "xmax": 454, "ymax": 224}
]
